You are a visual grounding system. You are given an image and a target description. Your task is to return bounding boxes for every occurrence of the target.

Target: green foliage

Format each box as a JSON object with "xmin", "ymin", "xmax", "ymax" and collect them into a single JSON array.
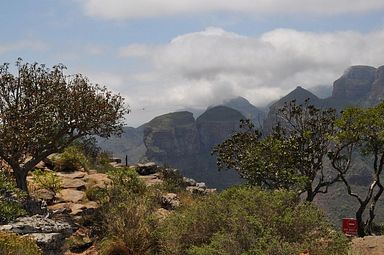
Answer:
[
  {"xmin": 331, "ymin": 101, "xmax": 384, "ymax": 236},
  {"xmin": 0, "ymin": 59, "xmax": 128, "ymax": 192},
  {"xmin": 157, "ymin": 186, "xmax": 349, "ymax": 255},
  {"xmin": 160, "ymin": 167, "xmax": 187, "ymax": 193},
  {"xmin": 94, "ymin": 167, "xmax": 159, "ymax": 255},
  {"xmin": 213, "ymin": 100, "xmax": 339, "ymax": 201},
  {"xmin": 53, "ymin": 146, "xmax": 89, "ymax": 172},
  {"xmin": 93, "ymin": 151, "xmax": 116, "ymax": 173},
  {"xmin": 0, "ymin": 172, "xmax": 26, "ymax": 223},
  {"xmin": 0, "ymin": 231, "xmax": 42, "ymax": 255},
  {"xmin": 31, "ymin": 169, "xmax": 62, "ymax": 194}
]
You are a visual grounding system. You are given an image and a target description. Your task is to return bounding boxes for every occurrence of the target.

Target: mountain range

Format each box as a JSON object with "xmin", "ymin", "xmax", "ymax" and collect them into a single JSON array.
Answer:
[
  {"xmin": 97, "ymin": 64, "xmax": 384, "ymax": 224},
  {"xmin": 99, "ymin": 65, "xmax": 384, "ymax": 184}
]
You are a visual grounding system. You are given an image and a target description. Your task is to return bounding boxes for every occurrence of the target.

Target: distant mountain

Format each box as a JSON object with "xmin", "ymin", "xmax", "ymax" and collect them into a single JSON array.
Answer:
[
  {"xmin": 143, "ymin": 111, "xmax": 200, "ymax": 163},
  {"xmin": 99, "ymin": 64, "xmax": 384, "ymax": 192},
  {"xmin": 263, "ymin": 86, "xmax": 321, "ymax": 133},
  {"xmin": 222, "ymin": 97, "xmax": 265, "ymax": 127},
  {"xmin": 142, "ymin": 106, "xmax": 244, "ymax": 188},
  {"xmin": 197, "ymin": 106, "xmax": 245, "ymax": 152}
]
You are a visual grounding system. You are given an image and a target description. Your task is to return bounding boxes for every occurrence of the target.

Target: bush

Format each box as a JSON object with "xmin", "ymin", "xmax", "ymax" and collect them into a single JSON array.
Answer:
[
  {"xmin": 0, "ymin": 172, "xmax": 26, "ymax": 223},
  {"xmin": 94, "ymin": 168, "xmax": 159, "ymax": 255},
  {"xmin": 157, "ymin": 186, "xmax": 349, "ymax": 255},
  {"xmin": 0, "ymin": 231, "xmax": 42, "ymax": 255},
  {"xmin": 160, "ymin": 168, "xmax": 187, "ymax": 193},
  {"xmin": 53, "ymin": 146, "xmax": 89, "ymax": 172},
  {"xmin": 31, "ymin": 169, "xmax": 62, "ymax": 194}
]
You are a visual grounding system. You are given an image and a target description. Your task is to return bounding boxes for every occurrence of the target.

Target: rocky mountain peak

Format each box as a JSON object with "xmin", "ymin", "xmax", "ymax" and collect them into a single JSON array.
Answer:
[{"xmin": 332, "ymin": 65, "xmax": 377, "ymax": 100}]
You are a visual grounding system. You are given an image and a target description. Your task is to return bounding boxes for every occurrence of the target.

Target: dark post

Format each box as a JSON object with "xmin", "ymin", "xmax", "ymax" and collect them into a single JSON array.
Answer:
[{"xmin": 125, "ymin": 155, "xmax": 128, "ymax": 166}]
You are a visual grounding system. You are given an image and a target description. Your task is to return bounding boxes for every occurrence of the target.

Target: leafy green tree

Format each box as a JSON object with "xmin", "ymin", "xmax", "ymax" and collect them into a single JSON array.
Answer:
[
  {"xmin": 0, "ymin": 59, "xmax": 128, "ymax": 192},
  {"xmin": 330, "ymin": 102, "xmax": 384, "ymax": 236},
  {"xmin": 213, "ymin": 100, "xmax": 339, "ymax": 201}
]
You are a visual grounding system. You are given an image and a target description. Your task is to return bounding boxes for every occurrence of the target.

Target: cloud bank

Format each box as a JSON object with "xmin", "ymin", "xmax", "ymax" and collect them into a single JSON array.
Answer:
[
  {"xmin": 105, "ymin": 27, "xmax": 384, "ymax": 126},
  {"xmin": 82, "ymin": 0, "xmax": 384, "ymax": 19}
]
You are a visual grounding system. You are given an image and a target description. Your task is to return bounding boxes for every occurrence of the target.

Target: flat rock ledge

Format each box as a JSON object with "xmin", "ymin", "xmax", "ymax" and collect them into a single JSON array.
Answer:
[{"xmin": 0, "ymin": 215, "xmax": 74, "ymax": 255}]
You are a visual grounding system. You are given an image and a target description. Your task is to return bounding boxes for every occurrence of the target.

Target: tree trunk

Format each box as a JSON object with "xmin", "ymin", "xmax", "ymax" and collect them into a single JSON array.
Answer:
[
  {"xmin": 305, "ymin": 183, "xmax": 314, "ymax": 202},
  {"xmin": 366, "ymin": 184, "xmax": 384, "ymax": 234},
  {"xmin": 13, "ymin": 167, "xmax": 29, "ymax": 193},
  {"xmin": 356, "ymin": 207, "xmax": 366, "ymax": 237}
]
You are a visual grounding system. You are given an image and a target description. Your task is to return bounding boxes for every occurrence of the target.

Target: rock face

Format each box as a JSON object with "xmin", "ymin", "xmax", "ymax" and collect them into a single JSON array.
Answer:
[
  {"xmin": 332, "ymin": 65, "xmax": 377, "ymax": 101},
  {"xmin": 141, "ymin": 107, "xmax": 244, "ymax": 189},
  {"xmin": 144, "ymin": 111, "xmax": 200, "ymax": 162},
  {"xmin": 328, "ymin": 65, "xmax": 384, "ymax": 108},
  {"xmin": 197, "ymin": 106, "xmax": 245, "ymax": 152},
  {"xmin": 223, "ymin": 96, "xmax": 266, "ymax": 125}
]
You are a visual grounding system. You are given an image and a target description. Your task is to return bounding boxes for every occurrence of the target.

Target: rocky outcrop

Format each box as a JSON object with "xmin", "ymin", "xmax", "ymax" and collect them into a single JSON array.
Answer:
[
  {"xmin": 223, "ymin": 96, "xmax": 266, "ymax": 125},
  {"xmin": 144, "ymin": 111, "xmax": 200, "ymax": 162},
  {"xmin": 197, "ymin": 106, "xmax": 245, "ymax": 152},
  {"xmin": 368, "ymin": 65, "xmax": 384, "ymax": 105},
  {"xmin": 0, "ymin": 215, "xmax": 73, "ymax": 255},
  {"xmin": 332, "ymin": 65, "xmax": 377, "ymax": 101}
]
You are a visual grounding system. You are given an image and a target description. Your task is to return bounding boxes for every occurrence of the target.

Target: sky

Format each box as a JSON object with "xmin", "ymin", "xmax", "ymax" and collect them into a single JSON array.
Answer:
[{"xmin": 2, "ymin": 1, "xmax": 384, "ymax": 126}]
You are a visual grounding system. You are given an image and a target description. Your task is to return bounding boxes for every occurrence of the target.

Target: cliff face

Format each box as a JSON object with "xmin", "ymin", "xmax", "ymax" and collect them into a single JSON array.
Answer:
[
  {"xmin": 142, "ymin": 107, "xmax": 244, "ymax": 189},
  {"xmin": 197, "ymin": 106, "xmax": 245, "ymax": 152},
  {"xmin": 368, "ymin": 65, "xmax": 384, "ymax": 105},
  {"xmin": 332, "ymin": 66, "xmax": 377, "ymax": 101},
  {"xmin": 143, "ymin": 111, "xmax": 200, "ymax": 162}
]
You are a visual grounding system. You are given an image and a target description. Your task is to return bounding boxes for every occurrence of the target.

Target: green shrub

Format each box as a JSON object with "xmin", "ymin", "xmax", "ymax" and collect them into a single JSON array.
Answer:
[
  {"xmin": 0, "ymin": 231, "xmax": 42, "ymax": 255},
  {"xmin": 95, "ymin": 168, "xmax": 159, "ymax": 255},
  {"xmin": 85, "ymin": 186, "xmax": 108, "ymax": 202},
  {"xmin": 157, "ymin": 186, "xmax": 349, "ymax": 255},
  {"xmin": 160, "ymin": 167, "xmax": 187, "ymax": 193},
  {"xmin": 53, "ymin": 146, "xmax": 89, "ymax": 172},
  {"xmin": 31, "ymin": 169, "xmax": 62, "ymax": 194},
  {"xmin": 0, "ymin": 172, "xmax": 26, "ymax": 223}
]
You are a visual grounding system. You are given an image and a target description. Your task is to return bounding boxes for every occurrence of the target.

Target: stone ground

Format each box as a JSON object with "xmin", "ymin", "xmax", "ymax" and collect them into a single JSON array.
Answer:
[
  {"xmin": 1, "ymin": 161, "xmax": 215, "ymax": 254},
  {"xmin": 351, "ymin": 235, "xmax": 384, "ymax": 255}
]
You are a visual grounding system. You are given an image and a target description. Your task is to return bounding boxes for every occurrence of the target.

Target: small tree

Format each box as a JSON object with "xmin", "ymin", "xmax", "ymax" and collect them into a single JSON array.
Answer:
[
  {"xmin": 0, "ymin": 59, "xmax": 128, "ymax": 192},
  {"xmin": 330, "ymin": 102, "xmax": 384, "ymax": 236},
  {"xmin": 213, "ymin": 100, "xmax": 339, "ymax": 201}
]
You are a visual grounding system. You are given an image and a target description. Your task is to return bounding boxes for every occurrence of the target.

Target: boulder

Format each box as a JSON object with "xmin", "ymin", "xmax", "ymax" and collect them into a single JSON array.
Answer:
[
  {"xmin": 183, "ymin": 177, "xmax": 197, "ymax": 186},
  {"xmin": 61, "ymin": 178, "xmax": 86, "ymax": 190},
  {"xmin": 57, "ymin": 189, "xmax": 86, "ymax": 203},
  {"xmin": 57, "ymin": 171, "xmax": 87, "ymax": 179},
  {"xmin": 34, "ymin": 189, "xmax": 55, "ymax": 203},
  {"xmin": 186, "ymin": 186, "xmax": 216, "ymax": 195},
  {"xmin": 136, "ymin": 162, "xmax": 159, "ymax": 175},
  {"xmin": 160, "ymin": 193, "xmax": 180, "ymax": 210},
  {"xmin": 84, "ymin": 173, "xmax": 111, "ymax": 188},
  {"xmin": 0, "ymin": 215, "xmax": 73, "ymax": 255},
  {"xmin": 139, "ymin": 173, "xmax": 164, "ymax": 186},
  {"xmin": 196, "ymin": 182, "xmax": 206, "ymax": 189},
  {"xmin": 0, "ymin": 215, "xmax": 73, "ymax": 235}
]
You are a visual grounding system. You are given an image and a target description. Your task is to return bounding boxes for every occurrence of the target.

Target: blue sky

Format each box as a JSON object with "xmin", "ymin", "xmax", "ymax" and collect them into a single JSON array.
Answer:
[{"xmin": 2, "ymin": 0, "xmax": 384, "ymax": 126}]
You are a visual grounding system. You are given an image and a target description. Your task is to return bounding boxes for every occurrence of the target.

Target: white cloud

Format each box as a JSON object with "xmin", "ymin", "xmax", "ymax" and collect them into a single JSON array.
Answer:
[
  {"xmin": 81, "ymin": 0, "xmax": 384, "ymax": 19},
  {"xmin": 84, "ymin": 27, "xmax": 384, "ymax": 126}
]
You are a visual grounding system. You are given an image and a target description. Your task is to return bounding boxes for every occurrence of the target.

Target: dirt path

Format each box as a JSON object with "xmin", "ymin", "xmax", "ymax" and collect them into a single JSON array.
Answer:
[{"xmin": 351, "ymin": 236, "xmax": 384, "ymax": 255}]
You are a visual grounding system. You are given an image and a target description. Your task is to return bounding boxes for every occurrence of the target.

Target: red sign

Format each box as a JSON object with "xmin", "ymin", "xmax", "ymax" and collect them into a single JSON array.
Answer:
[{"xmin": 342, "ymin": 218, "xmax": 358, "ymax": 236}]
